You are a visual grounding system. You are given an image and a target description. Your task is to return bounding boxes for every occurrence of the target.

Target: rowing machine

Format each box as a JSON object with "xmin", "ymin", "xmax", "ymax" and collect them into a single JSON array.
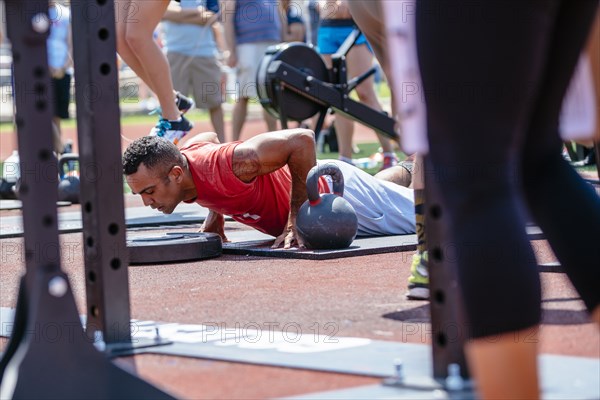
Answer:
[{"xmin": 257, "ymin": 29, "xmax": 397, "ymax": 142}]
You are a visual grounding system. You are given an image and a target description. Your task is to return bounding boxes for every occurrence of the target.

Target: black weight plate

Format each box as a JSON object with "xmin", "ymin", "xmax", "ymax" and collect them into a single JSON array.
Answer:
[
  {"xmin": 257, "ymin": 42, "xmax": 329, "ymax": 121},
  {"xmin": 127, "ymin": 232, "xmax": 222, "ymax": 265}
]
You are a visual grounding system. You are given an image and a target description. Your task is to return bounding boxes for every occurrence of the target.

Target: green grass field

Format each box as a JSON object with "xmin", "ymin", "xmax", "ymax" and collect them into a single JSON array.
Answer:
[
  {"xmin": 0, "ymin": 108, "xmax": 213, "ymax": 133},
  {"xmin": 317, "ymin": 141, "xmax": 408, "ymax": 175},
  {"xmin": 0, "ymin": 83, "xmax": 393, "ymax": 133}
]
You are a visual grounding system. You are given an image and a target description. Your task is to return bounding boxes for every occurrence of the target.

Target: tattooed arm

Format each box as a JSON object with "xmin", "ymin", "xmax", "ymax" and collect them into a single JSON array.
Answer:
[{"xmin": 232, "ymin": 129, "xmax": 317, "ymax": 248}]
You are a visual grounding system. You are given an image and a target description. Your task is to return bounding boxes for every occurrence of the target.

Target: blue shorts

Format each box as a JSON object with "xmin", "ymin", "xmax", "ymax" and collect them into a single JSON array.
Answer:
[{"xmin": 317, "ymin": 23, "xmax": 369, "ymax": 55}]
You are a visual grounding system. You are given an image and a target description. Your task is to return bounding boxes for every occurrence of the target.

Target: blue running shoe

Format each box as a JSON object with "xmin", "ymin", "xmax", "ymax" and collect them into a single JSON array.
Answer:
[{"xmin": 149, "ymin": 115, "xmax": 193, "ymax": 145}]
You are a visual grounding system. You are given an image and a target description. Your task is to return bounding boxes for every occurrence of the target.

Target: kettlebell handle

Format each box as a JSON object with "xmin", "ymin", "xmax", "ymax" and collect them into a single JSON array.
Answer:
[{"xmin": 306, "ymin": 163, "xmax": 344, "ymax": 205}]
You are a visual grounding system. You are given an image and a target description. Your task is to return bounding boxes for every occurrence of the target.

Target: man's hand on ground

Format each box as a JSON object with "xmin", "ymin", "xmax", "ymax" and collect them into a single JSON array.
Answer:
[
  {"xmin": 199, "ymin": 224, "xmax": 229, "ymax": 242},
  {"xmin": 272, "ymin": 217, "xmax": 305, "ymax": 249},
  {"xmin": 200, "ymin": 211, "xmax": 229, "ymax": 242}
]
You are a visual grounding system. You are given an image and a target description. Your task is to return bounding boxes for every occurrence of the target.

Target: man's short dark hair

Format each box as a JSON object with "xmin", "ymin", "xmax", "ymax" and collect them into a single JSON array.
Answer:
[{"xmin": 123, "ymin": 136, "xmax": 184, "ymax": 175}]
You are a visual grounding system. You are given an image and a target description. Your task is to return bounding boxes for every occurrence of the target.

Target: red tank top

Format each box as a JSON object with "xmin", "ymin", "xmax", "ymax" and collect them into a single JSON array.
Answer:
[{"xmin": 181, "ymin": 141, "xmax": 329, "ymax": 237}]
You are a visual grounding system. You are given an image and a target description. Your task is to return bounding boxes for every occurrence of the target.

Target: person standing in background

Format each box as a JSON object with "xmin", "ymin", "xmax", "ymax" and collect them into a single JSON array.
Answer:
[
  {"xmin": 415, "ymin": 1, "xmax": 600, "ymax": 398},
  {"xmin": 162, "ymin": 0, "xmax": 226, "ymax": 142},
  {"xmin": 317, "ymin": 0, "xmax": 398, "ymax": 170},
  {"xmin": 222, "ymin": 0, "xmax": 284, "ymax": 141},
  {"xmin": 115, "ymin": 0, "xmax": 195, "ymax": 144},
  {"xmin": 307, "ymin": 0, "xmax": 320, "ymax": 47},
  {"xmin": 346, "ymin": 0, "xmax": 427, "ymax": 300},
  {"xmin": 136, "ymin": 29, "xmax": 163, "ymax": 113},
  {"xmin": 282, "ymin": 0, "xmax": 306, "ymax": 43},
  {"xmin": 47, "ymin": 0, "xmax": 72, "ymax": 155}
]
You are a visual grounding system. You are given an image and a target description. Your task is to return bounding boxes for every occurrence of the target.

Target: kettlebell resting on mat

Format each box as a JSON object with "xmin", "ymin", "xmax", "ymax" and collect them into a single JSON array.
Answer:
[
  {"xmin": 296, "ymin": 164, "xmax": 359, "ymax": 250},
  {"xmin": 123, "ymin": 129, "xmax": 415, "ymax": 249}
]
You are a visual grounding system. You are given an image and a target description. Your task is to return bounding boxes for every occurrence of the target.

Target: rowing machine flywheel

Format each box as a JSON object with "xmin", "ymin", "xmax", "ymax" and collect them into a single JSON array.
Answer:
[{"xmin": 257, "ymin": 42, "xmax": 329, "ymax": 121}]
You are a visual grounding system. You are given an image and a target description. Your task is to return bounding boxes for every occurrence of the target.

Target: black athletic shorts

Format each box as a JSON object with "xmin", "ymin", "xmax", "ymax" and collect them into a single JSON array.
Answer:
[{"xmin": 52, "ymin": 73, "xmax": 72, "ymax": 119}]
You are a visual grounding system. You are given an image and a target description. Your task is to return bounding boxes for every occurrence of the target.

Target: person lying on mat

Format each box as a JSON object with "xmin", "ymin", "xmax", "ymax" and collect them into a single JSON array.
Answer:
[{"xmin": 123, "ymin": 129, "xmax": 415, "ymax": 248}]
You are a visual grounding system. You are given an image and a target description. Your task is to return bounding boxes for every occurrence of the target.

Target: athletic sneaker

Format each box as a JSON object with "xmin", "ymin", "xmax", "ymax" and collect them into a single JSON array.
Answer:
[
  {"xmin": 407, "ymin": 251, "xmax": 429, "ymax": 300},
  {"xmin": 561, "ymin": 146, "xmax": 572, "ymax": 162},
  {"xmin": 175, "ymin": 91, "xmax": 195, "ymax": 114},
  {"xmin": 148, "ymin": 92, "xmax": 195, "ymax": 117},
  {"xmin": 338, "ymin": 156, "xmax": 355, "ymax": 166},
  {"xmin": 149, "ymin": 116, "xmax": 193, "ymax": 145},
  {"xmin": 380, "ymin": 154, "xmax": 399, "ymax": 171}
]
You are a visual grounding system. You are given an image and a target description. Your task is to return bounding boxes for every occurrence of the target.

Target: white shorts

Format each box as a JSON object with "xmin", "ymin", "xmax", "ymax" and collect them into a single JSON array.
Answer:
[
  {"xmin": 317, "ymin": 160, "xmax": 416, "ymax": 237},
  {"xmin": 236, "ymin": 41, "xmax": 278, "ymax": 99}
]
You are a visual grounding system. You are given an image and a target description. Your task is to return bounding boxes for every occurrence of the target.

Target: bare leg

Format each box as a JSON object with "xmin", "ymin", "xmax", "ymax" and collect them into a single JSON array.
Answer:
[
  {"xmin": 319, "ymin": 54, "xmax": 354, "ymax": 160},
  {"xmin": 232, "ymin": 97, "xmax": 248, "ymax": 141},
  {"xmin": 346, "ymin": 44, "xmax": 395, "ymax": 154},
  {"xmin": 346, "ymin": 0, "xmax": 389, "ymax": 84},
  {"xmin": 411, "ymin": 154, "xmax": 424, "ymax": 190},
  {"xmin": 115, "ymin": 0, "xmax": 156, "ymax": 91},
  {"xmin": 52, "ymin": 118, "xmax": 63, "ymax": 154},
  {"xmin": 209, "ymin": 105, "xmax": 226, "ymax": 143},
  {"xmin": 115, "ymin": 2, "xmax": 150, "ymax": 81},
  {"xmin": 466, "ymin": 329, "xmax": 540, "ymax": 400},
  {"xmin": 416, "ymin": 2, "xmax": 599, "ymax": 398},
  {"xmin": 347, "ymin": 0, "xmax": 403, "ymax": 143},
  {"xmin": 333, "ymin": 114, "xmax": 355, "ymax": 160},
  {"xmin": 592, "ymin": 305, "xmax": 600, "ymax": 327},
  {"xmin": 374, "ymin": 165, "xmax": 412, "ymax": 187},
  {"xmin": 322, "ymin": 54, "xmax": 354, "ymax": 159},
  {"xmin": 263, "ymin": 109, "xmax": 278, "ymax": 132},
  {"xmin": 115, "ymin": 0, "xmax": 179, "ymax": 120}
]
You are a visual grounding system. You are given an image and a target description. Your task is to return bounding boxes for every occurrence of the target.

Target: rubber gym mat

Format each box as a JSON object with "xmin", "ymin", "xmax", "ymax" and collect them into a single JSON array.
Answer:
[
  {"xmin": 1, "ymin": 306, "xmax": 596, "ymax": 399},
  {"xmin": 222, "ymin": 226, "xmax": 545, "ymax": 260},
  {"xmin": 0, "ymin": 203, "xmax": 212, "ymax": 239},
  {"xmin": 224, "ymin": 233, "xmax": 419, "ymax": 260}
]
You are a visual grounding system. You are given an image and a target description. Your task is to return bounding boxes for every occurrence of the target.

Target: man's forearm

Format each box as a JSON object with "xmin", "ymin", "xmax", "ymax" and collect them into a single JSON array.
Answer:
[
  {"xmin": 213, "ymin": 22, "xmax": 227, "ymax": 53},
  {"xmin": 201, "ymin": 210, "xmax": 227, "ymax": 240},
  {"xmin": 231, "ymin": 129, "xmax": 317, "ymax": 248},
  {"xmin": 180, "ymin": 9, "xmax": 216, "ymax": 25},
  {"xmin": 205, "ymin": 209, "xmax": 225, "ymax": 226},
  {"xmin": 222, "ymin": 1, "xmax": 236, "ymax": 54},
  {"xmin": 287, "ymin": 136, "xmax": 316, "ymax": 217},
  {"xmin": 163, "ymin": 5, "xmax": 215, "ymax": 25},
  {"xmin": 163, "ymin": 5, "xmax": 190, "ymax": 22}
]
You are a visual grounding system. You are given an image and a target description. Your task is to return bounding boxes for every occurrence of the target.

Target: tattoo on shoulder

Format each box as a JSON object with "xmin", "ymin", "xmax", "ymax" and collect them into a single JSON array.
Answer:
[{"xmin": 233, "ymin": 147, "xmax": 261, "ymax": 181}]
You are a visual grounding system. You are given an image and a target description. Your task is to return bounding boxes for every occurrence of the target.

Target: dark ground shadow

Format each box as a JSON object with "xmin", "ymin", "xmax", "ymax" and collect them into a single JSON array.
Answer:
[
  {"xmin": 541, "ymin": 297, "xmax": 592, "ymax": 325},
  {"xmin": 541, "ymin": 309, "xmax": 592, "ymax": 325},
  {"xmin": 382, "ymin": 304, "xmax": 430, "ymax": 323},
  {"xmin": 382, "ymin": 301, "xmax": 591, "ymax": 326}
]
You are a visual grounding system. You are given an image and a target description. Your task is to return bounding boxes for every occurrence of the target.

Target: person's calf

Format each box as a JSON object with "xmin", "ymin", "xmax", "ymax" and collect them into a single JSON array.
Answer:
[
  {"xmin": 209, "ymin": 105, "xmax": 225, "ymax": 143},
  {"xmin": 374, "ymin": 164, "xmax": 412, "ymax": 187},
  {"xmin": 592, "ymin": 305, "xmax": 600, "ymax": 328}
]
